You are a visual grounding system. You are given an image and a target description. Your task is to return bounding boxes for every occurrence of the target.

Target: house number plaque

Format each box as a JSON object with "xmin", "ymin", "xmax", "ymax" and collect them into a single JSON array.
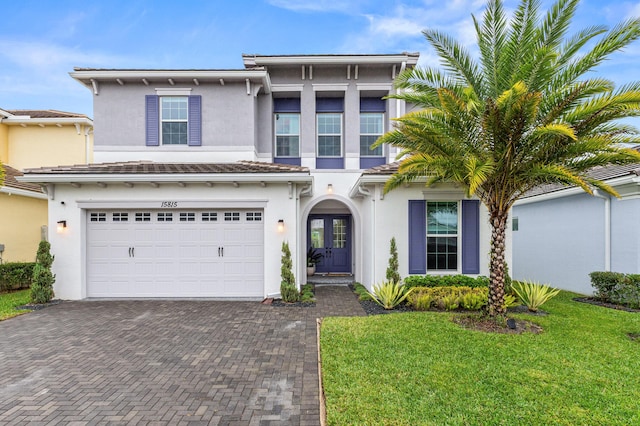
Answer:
[{"xmin": 160, "ymin": 201, "xmax": 178, "ymax": 208}]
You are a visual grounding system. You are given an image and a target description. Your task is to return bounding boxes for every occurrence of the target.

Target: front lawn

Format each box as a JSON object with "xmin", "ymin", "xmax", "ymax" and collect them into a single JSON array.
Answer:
[
  {"xmin": 320, "ymin": 291, "xmax": 640, "ymax": 425},
  {"xmin": 0, "ymin": 289, "xmax": 31, "ymax": 320}
]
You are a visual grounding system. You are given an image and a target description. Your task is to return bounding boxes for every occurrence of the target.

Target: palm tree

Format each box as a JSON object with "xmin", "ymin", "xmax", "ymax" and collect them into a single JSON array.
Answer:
[{"xmin": 376, "ymin": 0, "xmax": 640, "ymax": 316}]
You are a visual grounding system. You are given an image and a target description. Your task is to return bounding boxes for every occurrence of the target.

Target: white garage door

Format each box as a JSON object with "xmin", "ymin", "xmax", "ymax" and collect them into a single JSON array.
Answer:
[{"xmin": 87, "ymin": 209, "xmax": 264, "ymax": 298}]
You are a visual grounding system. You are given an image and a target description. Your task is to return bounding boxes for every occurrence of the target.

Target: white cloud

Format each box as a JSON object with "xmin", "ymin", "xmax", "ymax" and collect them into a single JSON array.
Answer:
[{"xmin": 266, "ymin": 0, "xmax": 366, "ymax": 13}]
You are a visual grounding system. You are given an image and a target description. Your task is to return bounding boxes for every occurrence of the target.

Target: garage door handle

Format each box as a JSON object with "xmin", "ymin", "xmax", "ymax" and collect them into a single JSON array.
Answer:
[
  {"xmin": 221, "ymin": 247, "xmax": 224, "ymax": 257},
  {"xmin": 132, "ymin": 247, "xmax": 135, "ymax": 257},
  {"xmin": 218, "ymin": 247, "xmax": 221, "ymax": 257},
  {"xmin": 128, "ymin": 247, "xmax": 132, "ymax": 257}
]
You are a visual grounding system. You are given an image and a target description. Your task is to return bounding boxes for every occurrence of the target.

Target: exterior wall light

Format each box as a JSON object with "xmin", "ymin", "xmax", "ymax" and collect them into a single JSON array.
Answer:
[
  {"xmin": 277, "ymin": 219, "xmax": 285, "ymax": 233},
  {"xmin": 57, "ymin": 220, "xmax": 67, "ymax": 233},
  {"xmin": 327, "ymin": 184, "xmax": 333, "ymax": 194}
]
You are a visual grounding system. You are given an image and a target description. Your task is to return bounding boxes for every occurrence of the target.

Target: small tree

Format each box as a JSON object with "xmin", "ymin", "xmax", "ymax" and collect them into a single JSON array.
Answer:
[
  {"xmin": 31, "ymin": 240, "xmax": 55, "ymax": 303},
  {"xmin": 280, "ymin": 241, "xmax": 299, "ymax": 302},
  {"xmin": 386, "ymin": 237, "xmax": 401, "ymax": 283}
]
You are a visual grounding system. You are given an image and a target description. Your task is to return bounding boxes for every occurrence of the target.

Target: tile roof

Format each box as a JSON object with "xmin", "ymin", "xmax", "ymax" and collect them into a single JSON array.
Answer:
[
  {"xmin": 4, "ymin": 109, "xmax": 89, "ymax": 119},
  {"xmin": 23, "ymin": 160, "xmax": 309, "ymax": 175},
  {"xmin": 362, "ymin": 162, "xmax": 400, "ymax": 175},
  {"xmin": 2, "ymin": 165, "xmax": 44, "ymax": 194}
]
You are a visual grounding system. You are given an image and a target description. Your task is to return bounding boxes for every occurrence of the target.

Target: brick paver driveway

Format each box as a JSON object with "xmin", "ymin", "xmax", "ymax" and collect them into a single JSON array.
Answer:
[{"xmin": 0, "ymin": 286, "xmax": 364, "ymax": 425}]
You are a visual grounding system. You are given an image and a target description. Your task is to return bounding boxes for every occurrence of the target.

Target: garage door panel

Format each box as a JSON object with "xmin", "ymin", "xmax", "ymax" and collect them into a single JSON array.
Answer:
[{"xmin": 87, "ymin": 209, "xmax": 264, "ymax": 298}]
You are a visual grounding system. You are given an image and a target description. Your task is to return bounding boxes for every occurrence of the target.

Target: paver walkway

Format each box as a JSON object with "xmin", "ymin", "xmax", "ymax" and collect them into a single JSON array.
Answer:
[{"xmin": 0, "ymin": 285, "xmax": 364, "ymax": 425}]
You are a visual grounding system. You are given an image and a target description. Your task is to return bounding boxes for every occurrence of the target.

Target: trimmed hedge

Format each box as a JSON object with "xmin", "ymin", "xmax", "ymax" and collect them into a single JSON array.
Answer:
[
  {"xmin": 404, "ymin": 274, "xmax": 489, "ymax": 289},
  {"xmin": 0, "ymin": 262, "xmax": 35, "ymax": 292},
  {"xmin": 590, "ymin": 271, "xmax": 640, "ymax": 309}
]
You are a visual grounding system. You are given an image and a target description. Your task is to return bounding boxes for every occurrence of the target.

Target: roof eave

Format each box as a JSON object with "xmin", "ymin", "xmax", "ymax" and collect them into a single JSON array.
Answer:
[
  {"xmin": 243, "ymin": 53, "xmax": 420, "ymax": 67},
  {"xmin": 1, "ymin": 117, "xmax": 93, "ymax": 126},
  {"xmin": 0, "ymin": 186, "xmax": 47, "ymax": 199},
  {"xmin": 17, "ymin": 173, "xmax": 313, "ymax": 185}
]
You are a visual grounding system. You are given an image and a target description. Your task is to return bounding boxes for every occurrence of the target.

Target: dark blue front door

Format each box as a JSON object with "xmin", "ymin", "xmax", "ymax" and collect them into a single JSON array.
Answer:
[{"xmin": 309, "ymin": 215, "xmax": 351, "ymax": 273}]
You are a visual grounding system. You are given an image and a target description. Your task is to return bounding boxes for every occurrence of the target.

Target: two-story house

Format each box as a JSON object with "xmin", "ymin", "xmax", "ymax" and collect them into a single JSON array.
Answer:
[
  {"xmin": 20, "ymin": 53, "xmax": 505, "ymax": 300},
  {"xmin": 0, "ymin": 109, "xmax": 93, "ymax": 262}
]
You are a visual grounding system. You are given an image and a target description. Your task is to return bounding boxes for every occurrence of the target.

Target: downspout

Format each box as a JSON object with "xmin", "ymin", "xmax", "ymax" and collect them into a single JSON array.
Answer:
[
  {"xmin": 356, "ymin": 185, "xmax": 374, "ymax": 286},
  {"xmin": 593, "ymin": 190, "xmax": 611, "ymax": 271}
]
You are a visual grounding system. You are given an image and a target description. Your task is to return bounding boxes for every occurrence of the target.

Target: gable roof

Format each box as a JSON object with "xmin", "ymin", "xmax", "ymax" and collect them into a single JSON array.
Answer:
[{"xmin": 1, "ymin": 165, "xmax": 44, "ymax": 195}]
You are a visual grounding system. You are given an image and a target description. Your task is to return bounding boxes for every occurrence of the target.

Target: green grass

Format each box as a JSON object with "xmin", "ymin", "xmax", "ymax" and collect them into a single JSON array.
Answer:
[
  {"xmin": 320, "ymin": 291, "xmax": 640, "ymax": 425},
  {"xmin": 0, "ymin": 289, "xmax": 31, "ymax": 320}
]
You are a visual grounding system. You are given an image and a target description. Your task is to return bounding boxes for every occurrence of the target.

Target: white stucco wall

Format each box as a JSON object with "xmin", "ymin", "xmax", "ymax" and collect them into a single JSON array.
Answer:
[{"xmin": 47, "ymin": 181, "xmax": 300, "ymax": 300}]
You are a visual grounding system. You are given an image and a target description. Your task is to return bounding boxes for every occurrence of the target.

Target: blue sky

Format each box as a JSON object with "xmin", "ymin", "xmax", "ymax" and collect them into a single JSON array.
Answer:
[{"xmin": 1, "ymin": 0, "xmax": 639, "ymax": 118}]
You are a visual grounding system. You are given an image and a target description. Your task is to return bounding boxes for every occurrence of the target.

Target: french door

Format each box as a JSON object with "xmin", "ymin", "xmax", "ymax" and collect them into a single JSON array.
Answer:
[{"xmin": 308, "ymin": 214, "xmax": 351, "ymax": 273}]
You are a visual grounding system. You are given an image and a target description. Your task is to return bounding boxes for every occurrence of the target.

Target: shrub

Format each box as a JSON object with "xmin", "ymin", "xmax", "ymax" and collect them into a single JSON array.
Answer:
[
  {"xmin": 0, "ymin": 262, "xmax": 35, "ymax": 291},
  {"xmin": 369, "ymin": 281, "xmax": 411, "ymax": 310},
  {"xmin": 30, "ymin": 241, "xmax": 55, "ymax": 304},
  {"xmin": 407, "ymin": 286, "xmax": 488, "ymax": 311},
  {"xmin": 590, "ymin": 271, "xmax": 625, "ymax": 301},
  {"xmin": 386, "ymin": 237, "xmax": 401, "ymax": 283},
  {"xmin": 280, "ymin": 282, "xmax": 300, "ymax": 303},
  {"xmin": 404, "ymin": 274, "xmax": 489, "ymax": 289},
  {"xmin": 503, "ymin": 294, "xmax": 520, "ymax": 309},
  {"xmin": 280, "ymin": 242, "xmax": 295, "ymax": 286},
  {"xmin": 352, "ymin": 282, "xmax": 374, "ymax": 301},
  {"xmin": 512, "ymin": 280, "xmax": 560, "ymax": 312},
  {"xmin": 300, "ymin": 284, "xmax": 315, "ymax": 303}
]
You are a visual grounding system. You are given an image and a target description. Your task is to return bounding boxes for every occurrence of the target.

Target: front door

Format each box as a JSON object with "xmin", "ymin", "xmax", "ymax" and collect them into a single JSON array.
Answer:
[{"xmin": 309, "ymin": 214, "xmax": 351, "ymax": 273}]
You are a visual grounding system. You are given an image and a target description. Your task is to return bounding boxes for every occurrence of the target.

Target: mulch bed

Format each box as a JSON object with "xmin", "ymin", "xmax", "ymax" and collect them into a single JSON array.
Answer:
[
  {"xmin": 16, "ymin": 299, "xmax": 63, "ymax": 311},
  {"xmin": 573, "ymin": 297, "xmax": 640, "ymax": 313}
]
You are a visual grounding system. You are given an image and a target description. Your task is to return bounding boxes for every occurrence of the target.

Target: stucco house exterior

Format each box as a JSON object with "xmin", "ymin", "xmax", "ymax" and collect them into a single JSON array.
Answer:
[
  {"xmin": 512, "ymin": 160, "xmax": 640, "ymax": 295},
  {"xmin": 20, "ymin": 53, "xmax": 507, "ymax": 300},
  {"xmin": 0, "ymin": 109, "xmax": 93, "ymax": 262}
]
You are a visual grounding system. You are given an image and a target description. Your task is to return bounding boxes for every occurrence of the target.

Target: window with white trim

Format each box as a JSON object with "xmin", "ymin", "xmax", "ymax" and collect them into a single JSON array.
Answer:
[
  {"xmin": 360, "ymin": 113, "xmax": 384, "ymax": 156},
  {"xmin": 158, "ymin": 212, "xmax": 173, "ymax": 222},
  {"xmin": 113, "ymin": 212, "xmax": 129, "ymax": 222},
  {"xmin": 426, "ymin": 201, "xmax": 459, "ymax": 271},
  {"xmin": 317, "ymin": 113, "xmax": 342, "ymax": 157},
  {"xmin": 202, "ymin": 212, "xmax": 217, "ymax": 222},
  {"xmin": 161, "ymin": 97, "xmax": 188, "ymax": 145},
  {"xmin": 275, "ymin": 113, "xmax": 300, "ymax": 157}
]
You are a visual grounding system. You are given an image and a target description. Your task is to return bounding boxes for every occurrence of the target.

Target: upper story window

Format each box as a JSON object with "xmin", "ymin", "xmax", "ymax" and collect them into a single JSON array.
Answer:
[
  {"xmin": 161, "ymin": 97, "xmax": 188, "ymax": 145},
  {"xmin": 274, "ymin": 98, "xmax": 301, "ymax": 158},
  {"xmin": 360, "ymin": 113, "xmax": 383, "ymax": 156},
  {"xmin": 145, "ymin": 94, "xmax": 201, "ymax": 147},
  {"xmin": 360, "ymin": 97, "xmax": 386, "ymax": 157},
  {"xmin": 316, "ymin": 98, "xmax": 344, "ymax": 158}
]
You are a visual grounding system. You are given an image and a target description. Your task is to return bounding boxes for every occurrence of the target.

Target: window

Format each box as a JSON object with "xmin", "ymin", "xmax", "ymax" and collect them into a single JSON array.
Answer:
[
  {"xmin": 161, "ymin": 97, "xmax": 188, "ymax": 145},
  {"xmin": 246, "ymin": 212, "xmax": 262, "ymax": 222},
  {"xmin": 317, "ymin": 113, "xmax": 342, "ymax": 157},
  {"xmin": 426, "ymin": 202, "xmax": 459, "ymax": 271},
  {"xmin": 112, "ymin": 212, "xmax": 129, "ymax": 222},
  {"xmin": 158, "ymin": 212, "xmax": 173, "ymax": 222},
  {"xmin": 135, "ymin": 212, "xmax": 151, "ymax": 222},
  {"xmin": 360, "ymin": 113, "xmax": 384, "ymax": 156},
  {"xmin": 145, "ymin": 95, "xmax": 201, "ymax": 147},
  {"xmin": 90, "ymin": 212, "xmax": 106, "ymax": 222},
  {"xmin": 224, "ymin": 212, "xmax": 240, "ymax": 222},
  {"xmin": 179, "ymin": 212, "xmax": 195, "ymax": 222},
  {"xmin": 202, "ymin": 212, "xmax": 217, "ymax": 222},
  {"xmin": 275, "ymin": 114, "xmax": 300, "ymax": 157}
]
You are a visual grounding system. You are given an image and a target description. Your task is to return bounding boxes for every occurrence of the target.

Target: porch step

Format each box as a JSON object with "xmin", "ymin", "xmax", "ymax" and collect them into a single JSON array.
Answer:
[{"xmin": 307, "ymin": 274, "xmax": 354, "ymax": 286}]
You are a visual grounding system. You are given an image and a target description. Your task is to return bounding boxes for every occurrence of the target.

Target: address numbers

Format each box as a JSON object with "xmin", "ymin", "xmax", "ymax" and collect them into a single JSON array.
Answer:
[{"xmin": 160, "ymin": 201, "xmax": 178, "ymax": 208}]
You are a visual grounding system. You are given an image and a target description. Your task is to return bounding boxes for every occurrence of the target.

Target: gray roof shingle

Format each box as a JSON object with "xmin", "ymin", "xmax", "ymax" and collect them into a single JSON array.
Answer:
[{"xmin": 2, "ymin": 165, "xmax": 44, "ymax": 194}]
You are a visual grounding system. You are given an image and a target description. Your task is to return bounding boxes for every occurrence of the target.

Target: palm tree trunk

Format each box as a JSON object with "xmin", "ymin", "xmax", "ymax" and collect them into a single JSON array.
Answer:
[{"xmin": 488, "ymin": 208, "xmax": 508, "ymax": 317}]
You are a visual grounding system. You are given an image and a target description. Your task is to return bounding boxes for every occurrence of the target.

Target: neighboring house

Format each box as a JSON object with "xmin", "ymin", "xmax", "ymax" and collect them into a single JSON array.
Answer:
[
  {"xmin": 512, "ymin": 161, "xmax": 640, "ymax": 295},
  {"xmin": 0, "ymin": 109, "xmax": 94, "ymax": 262},
  {"xmin": 20, "ymin": 53, "xmax": 508, "ymax": 300}
]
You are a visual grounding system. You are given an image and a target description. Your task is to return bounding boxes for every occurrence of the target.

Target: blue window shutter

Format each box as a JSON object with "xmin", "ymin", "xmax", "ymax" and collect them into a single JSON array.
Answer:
[
  {"xmin": 145, "ymin": 95, "xmax": 159, "ymax": 146},
  {"xmin": 188, "ymin": 95, "xmax": 202, "ymax": 147},
  {"xmin": 461, "ymin": 199, "xmax": 480, "ymax": 274},
  {"xmin": 316, "ymin": 98, "xmax": 344, "ymax": 112},
  {"xmin": 274, "ymin": 98, "xmax": 301, "ymax": 113},
  {"xmin": 408, "ymin": 200, "xmax": 427, "ymax": 274},
  {"xmin": 360, "ymin": 97, "xmax": 386, "ymax": 112}
]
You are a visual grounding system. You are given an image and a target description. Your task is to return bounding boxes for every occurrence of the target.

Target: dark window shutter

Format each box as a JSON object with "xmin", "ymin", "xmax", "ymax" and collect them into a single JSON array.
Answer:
[
  {"xmin": 188, "ymin": 95, "xmax": 202, "ymax": 147},
  {"xmin": 316, "ymin": 98, "xmax": 344, "ymax": 112},
  {"xmin": 360, "ymin": 97, "xmax": 386, "ymax": 112},
  {"xmin": 274, "ymin": 98, "xmax": 301, "ymax": 113},
  {"xmin": 461, "ymin": 199, "xmax": 480, "ymax": 274},
  {"xmin": 408, "ymin": 200, "xmax": 427, "ymax": 274},
  {"xmin": 145, "ymin": 95, "xmax": 159, "ymax": 146}
]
